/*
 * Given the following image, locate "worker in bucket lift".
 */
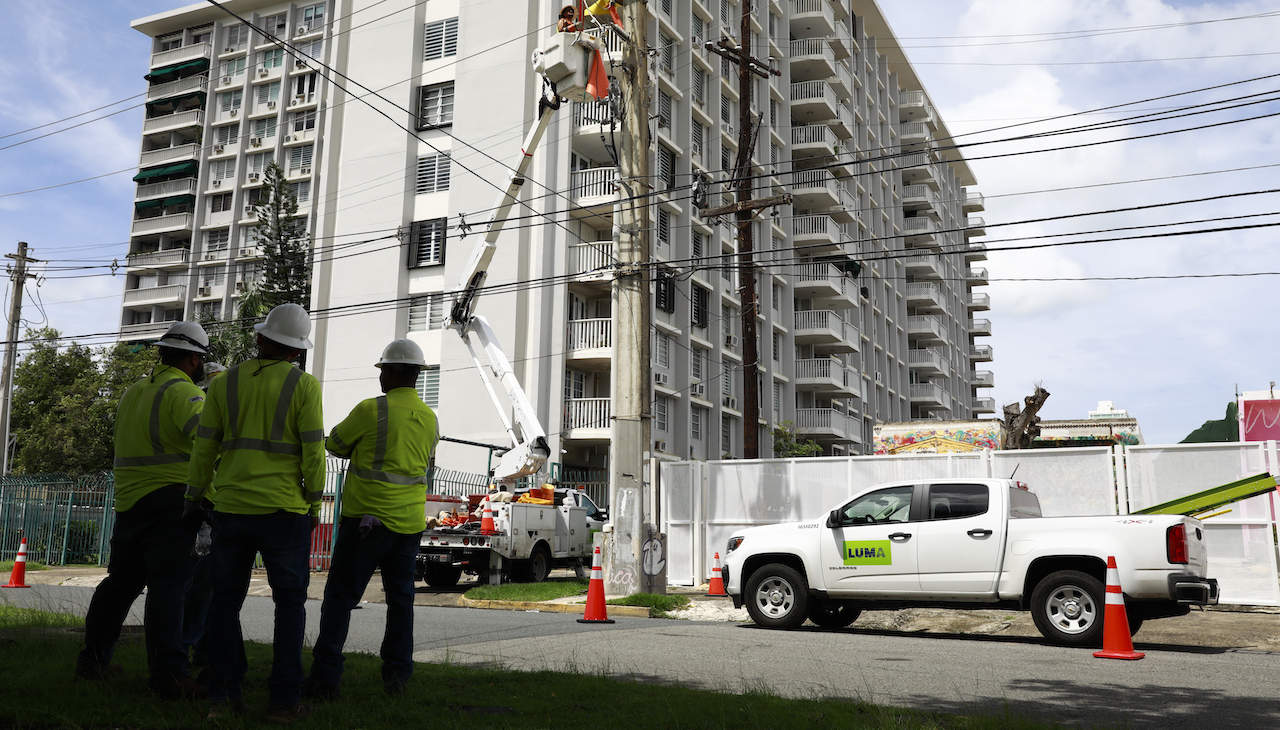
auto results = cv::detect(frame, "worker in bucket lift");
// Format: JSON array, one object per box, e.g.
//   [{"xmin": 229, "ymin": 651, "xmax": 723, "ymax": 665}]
[
  {"xmin": 557, "ymin": 5, "xmax": 579, "ymax": 32},
  {"xmin": 76, "ymin": 322, "xmax": 210, "ymax": 701},
  {"xmin": 184, "ymin": 302, "xmax": 325, "ymax": 724},
  {"xmin": 304, "ymin": 338, "xmax": 439, "ymax": 700}
]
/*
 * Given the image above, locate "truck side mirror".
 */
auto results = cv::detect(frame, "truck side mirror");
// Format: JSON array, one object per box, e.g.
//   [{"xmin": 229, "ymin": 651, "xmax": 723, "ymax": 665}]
[{"xmin": 826, "ymin": 510, "xmax": 840, "ymax": 529}]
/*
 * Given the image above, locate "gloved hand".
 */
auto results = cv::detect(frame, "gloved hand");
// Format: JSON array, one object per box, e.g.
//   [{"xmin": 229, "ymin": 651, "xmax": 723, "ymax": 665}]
[{"xmin": 181, "ymin": 497, "xmax": 209, "ymax": 533}]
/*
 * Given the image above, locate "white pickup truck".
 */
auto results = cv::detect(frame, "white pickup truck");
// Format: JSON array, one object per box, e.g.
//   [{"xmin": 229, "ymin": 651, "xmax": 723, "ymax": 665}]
[{"xmin": 721, "ymin": 478, "xmax": 1218, "ymax": 646}]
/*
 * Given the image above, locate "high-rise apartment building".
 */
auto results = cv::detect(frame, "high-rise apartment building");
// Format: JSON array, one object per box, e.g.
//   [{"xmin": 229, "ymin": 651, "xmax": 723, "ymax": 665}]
[{"xmin": 124, "ymin": 0, "xmax": 992, "ymax": 475}]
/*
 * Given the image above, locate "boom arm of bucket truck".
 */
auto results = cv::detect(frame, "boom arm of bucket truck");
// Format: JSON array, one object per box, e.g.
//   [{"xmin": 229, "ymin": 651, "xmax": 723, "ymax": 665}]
[{"xmin": 445, "ymin": 50, "xmax": 565, "ymax": 486}]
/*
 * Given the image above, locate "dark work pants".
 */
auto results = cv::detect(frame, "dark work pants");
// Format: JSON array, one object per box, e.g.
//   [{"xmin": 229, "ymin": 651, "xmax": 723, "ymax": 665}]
[
  {"xmin": 78, "ymin": 487, "xmax": 198, "ymax": 683},
  {"xmin": 183, "ymin": 554, "xmax": 213, "ymax": 667},
  {"xmin": 308, "ymin": 518, "xmax": 419, "ymax": 688}
]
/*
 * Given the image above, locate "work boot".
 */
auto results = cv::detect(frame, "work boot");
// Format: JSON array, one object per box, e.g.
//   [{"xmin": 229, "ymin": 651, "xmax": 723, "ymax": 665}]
[
  {"xmin": 206, "ymin": 699, "xmax": 250, "ymax": 720},
  {"xmin": 74, "ymin": 662, "xmax": 124, "ymax": 681},
  {"xmin": 263, "ymin": 703, "xmax": 313, "ymax": 725},
  {"xmin": 301, "ymin": 677, "xmax": 341, "ymax": 701},
  {"xmin": 149, "ymin": 675, "xmax": 209, "ymax": 700}
]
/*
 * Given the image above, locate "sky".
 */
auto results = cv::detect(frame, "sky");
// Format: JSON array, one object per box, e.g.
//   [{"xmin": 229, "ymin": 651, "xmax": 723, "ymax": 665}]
[{"xmin": 0, "ymin": 0, "xmax": 1277, "ymax": 446}]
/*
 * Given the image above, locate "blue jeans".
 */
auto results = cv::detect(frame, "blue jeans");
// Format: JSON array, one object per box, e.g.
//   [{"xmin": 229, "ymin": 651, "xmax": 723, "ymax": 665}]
[
  {"xmin": 309, "ymin": 518, "xmax": 419, "ymax": 688},
  {"xmin": 206, "ymin": 511, "xmax": 312, "ymax": 706},
  {"xmin": 78, "ymin": 487, "xmax": 199, "ymax": 683}
]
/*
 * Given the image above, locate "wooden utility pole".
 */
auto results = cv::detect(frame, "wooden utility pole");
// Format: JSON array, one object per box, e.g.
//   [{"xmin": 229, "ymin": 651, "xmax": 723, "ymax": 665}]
[
  {"xmin": 702, "ymin": 2, "xmax": 779, "ymax": 458},
  {"xmin": 606, "ymin": 0, "xmax": 651, "ymax": 595},
  {"xmin": 0, "ymin": 242, "xmax": 39, "ymax": 475}
]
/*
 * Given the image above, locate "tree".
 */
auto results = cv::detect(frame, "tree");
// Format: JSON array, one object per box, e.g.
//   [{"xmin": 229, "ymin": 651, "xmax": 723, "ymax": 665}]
[
  {"xmin": 254, "ymin": 161, "xmax": 311, "ymax": 310},
  {"xmin": 1001, "ymin": 385, "xmax": 1050, "ymax": 450},
  {"xmin": 1181, "ymin": 402, "xmax": 1239, "ymax": 443},
  {"xmin": 771, "ymin": 421, "xmax": 823, "ymax": 458},
  {"xmin": 198, "ymin": 283, "xmax": 267, "ymax": 367}
]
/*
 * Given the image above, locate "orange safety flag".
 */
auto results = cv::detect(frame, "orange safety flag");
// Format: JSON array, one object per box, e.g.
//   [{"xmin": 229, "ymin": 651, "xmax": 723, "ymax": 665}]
[{"xmin": 585, "ymin": 48, "xmax": 609, "ymax": 100}]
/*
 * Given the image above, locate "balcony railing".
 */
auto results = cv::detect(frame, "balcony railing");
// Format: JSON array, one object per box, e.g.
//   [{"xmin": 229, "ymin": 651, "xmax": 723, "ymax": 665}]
[
  {"xmin": 136, "ymin": 177, "xmax": 198, "ymax": 201},
  {"xmin": 788, "ymin": 38, "xmax": 834, "ymax": 62},
  {"xmin": 142, "ymin": 109, "xmax": 205, "ymax": 134},
  {"xmin": 120, "ymin": 321, "xmax": 171, "ymax": 338},
  {"xmin": 564, "ymin": 397, "xmax": 612, "ymax": 430},
  {"xmin": 908, "ymin": 349, "xmax": 949, "ymax": 375},
  {"xmin": 139, "ymin": 143, "xmax": 199, "ymax": 168},
  {"xmin": 969, "ymin": 318, "xmax": 992, "ymax": 336},
  {"xmin": 970, "ymin": 345, "xmax": 993, "ymax": 360},
  {"xmin": 571, "ymin": 167, "xmax": 618, "ymax": 201},
  {"xmin": 902, "ymin": 217, "xmax": 936, "ymax": 235},
  {"xmin": 791, "ymin": 124, "xmax": 835, "ymax": 147},
  {"xmin": 905, "ymin": 282, "xmax": 941, "ymax": 304},
  {"xmin": 123, "ymin": 284, "xmax": 186, "ymax": 304},
  {"xmin": 127, "ymin": 249, "xmax": 189, "ymax": 269},
  {"xmin": 796, "ymin": 357, "xmax": 841, "ymax": 381},
  {"xmin": 967, "ymin": 293, "xmax": 991, "ymax": 309},
  {"xmin": 567, "ymin": 318, "xmax": 612, "ymax": 351},
  {"xmin": 907, "ymin": 315, "xmax": 945, "ymax": 340},
  {"xmin": 795, "ymin": 262, "xmax": 844, "ymax": 287},
  {"xmin": 574, "ymin": 100, "xmax": 611, "ymax": 127},
  {"xmin": 972, "ymin": 370, "xmax": 995, "ymax": 387},
  {"xmin": 794, "ymin": 309, "xmax": 840, "ymax": 332},
  {"xmin": 792, "ymin": 214, "xmax": 837, "ymax": 238},
  {"xmin": 146, "ymin": 74, "xmax": 208, "ymax": 102},
  {"xmin": 131, "ymin": 213, "xmax": 194, "ymax": 235},
  {"xmin": 966, "ymin": 267, "xmax": 989, "ymax": 283},
  {"xmin": 973, "ymin": 397, "xmax": 996, "ymax": 412},
  {"xmin": 795, "ymin": 408, "xmax": 858, "ymax": 439},
  {"xmin": 789, "ymin": 80, "xmax": 838, "ymax": 110},
  {"xmin": 909, "ymin": 382, "xmax": 944, "ymax": 403},
  {"xmin": 964, "ymin": 191, "xmax": 985, "ymax": 211},
  {"xmin": 569, "ymin": 243, "xmax": 614, "ymax": 276},
  {"xmin": 150, "ymin": 42, "xmax": 212, "ymax": 69}
]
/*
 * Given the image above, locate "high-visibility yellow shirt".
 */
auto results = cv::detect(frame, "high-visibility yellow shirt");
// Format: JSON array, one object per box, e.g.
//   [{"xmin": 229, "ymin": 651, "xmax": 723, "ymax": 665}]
[
  {"xmin": 327, "ymin": 387, "xmax": 438, "ymax": 534},
  {"xmin": 186, "ymin": 359, "xmax": 325, "ymax": 516},
  {"xmin": 112, "ymin": 366, "xmax": 205, "ymax": 512}
]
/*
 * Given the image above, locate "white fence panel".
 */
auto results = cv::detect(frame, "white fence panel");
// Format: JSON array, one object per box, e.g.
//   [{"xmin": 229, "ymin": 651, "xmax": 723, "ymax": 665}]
[
  {"xmin": 659, "ymin": 461, "xmax": 698, "ymax": 587},
  {"xmin": 990, "ymin": 447, "xmax": 1117, "ymax": 516}
]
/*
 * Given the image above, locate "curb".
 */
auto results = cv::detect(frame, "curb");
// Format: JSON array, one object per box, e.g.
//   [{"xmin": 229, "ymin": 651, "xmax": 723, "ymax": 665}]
[{"xmin": 458, "ymin": 596, "xmax": 651, "ymax": 618}]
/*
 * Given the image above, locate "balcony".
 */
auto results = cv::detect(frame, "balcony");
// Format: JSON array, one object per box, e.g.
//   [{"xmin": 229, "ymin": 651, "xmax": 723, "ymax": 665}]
[
  {"xmin": 829, "ymin": 16, "xmax": 855, "ymax": 59},
  {"xmin": 790, "ymin": 169, "xmax": 840, "ymax": 209},
  {"xmin": 967, "ymin": 293, "xmax": 990, "ymax": 311},
  {"xmin": 564, "ymin": 397, "xmax": 612, "ymax": 438},
  {"xmin": 793, "ymin": 263, "xmax": 856, "ymax": 308},
  {"xmin": 789, "ymin": 0, "xmax": 836, "ymax": 39},
  {"xmin": 963, "ymin": 191, "xmax": 985, "ymax": 212},
  {"xmin": 123, "ymin": 284, "xmax": 186, "ymax": 306},
  {"xmin": 572, "ymin": 100, "xmax": 614, "ymax": 162},
  {"xmin": 146, "ymin": 74, "xmax": 208, "ymax": 103},
  {"xmin": 788, "ymin": 38, "xmax": 836, "ymax": 81},
  {"xmin": 899, "ymin": 121, "xmax": 933, "ymax": 149},
  {"xmin": 827, "ymin": 63, "xmax": 854, "ymax": 99},
  {"xmin": 900, "ymin": 152, "xmax": 940, "ymax": 189},
  {"xmin": 972, "ymin": 397, "xmax": 996, "ymax": 414},
  {"xmin": 795, "ymin": 358, "xmax": 858, "ymax": 396},
  {"xmin": 139, "ymin": 143, "xmax": 199, "ymax": 168},
  {"xmin": 905, "ymin": 282, "xmax": 944, "ymax": 310},
  {"xmin": 901, "ymin": 184, "xmax": 938, "ymax": 214},
  {"xmin": 905, "ymin": 255, "xmax": 942, "ymax": 280},
  {"xmin": 970, "ymin": 344, "xmax": 994, "ymax": 362},
  {"xmin": 569, "ymin": 167, "xmax": 618, "ymax": 228},
  {"xmin": 126, "ymin": 248, "xmax": 189, "ymax": 270},
  {"xmin": 150, "ymin": 42, "xmax": 212, "ymax": 70},
  {"xmin": 899, "ymin": 89, "xmax": 935, "ymax": 125},
  {"xmin": 971, "ymin": 370, "xmax": 995, "ymax": 388},
  {"xmin": 795, "ymin": 408, "xmax": 860, "ymax": 443},
  {"xmin": 966, "ymin": 267, "xmax": 989, "ymax": 285},
  {"xmin": 119, "ymin": 321, "xmax": 172, "ymax": 340},
  {"xmin": 908, "ymin": 349, "xmax": 950, "ymax": 376},
  {"xmin": 965, "ymin": 242, "xmax": 988, "ymax": 261},
  {"xmin": 907, "ymin": 315, "xmax": 947, "ymax": 343},
  {"xmin": 909, "ymin": 382, "xmax": 948, "ymax": 406},
  {"xmin": 791, "ymin": 214, "xmax": 844, "ymax": 255},
  {"xmin": 136, "ymin": 177, "xmax": 197, "ymax": 202},
  {"xmin": 568, "ymin": 242, "xmax": 614, "ymax": 281},
  {"xmin": 793, "ymin": 310, "xmax": 858, "ymax": 353},
  {"xmin": 566, "ymin": 318, "xmax": 612, "ymax": 368},
  {"xmin": 965, "ymin": 217, "xmax": 986, "ymax": 238},
  {"xmin": 790, "ymin": 80, "xmax": 839, "ymax": 122},
  {"xmin": 142, "ymin": 109, "xmax": 205, "ymax": 135},
  {"xmin": 131, "ymin": 212, "xmax": 194, "ymax": 236},
  {"xmin": 790, "ymin": 124, "xmax": 838, "ymax": 160},
  {"xmin": 902, "ymin": 217, "xmax": 939, "ymax": 249},
  {"xmin": 969, "ymin": 318, "xmax": 992, "ymax": 337}
]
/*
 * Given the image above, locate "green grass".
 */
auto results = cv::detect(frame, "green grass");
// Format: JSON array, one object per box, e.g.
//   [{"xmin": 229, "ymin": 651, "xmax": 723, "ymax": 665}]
[
  {"xmin": 607, "ymin": 592, "xmax": 692, "ymax": 618},
  {"xmin": 464, "ymin": 578, "xmax": 589, "ymax": 602},
  {"xmin": 0, "ymin": 605, "xmax": 83, "ymax": 629},
  {"xmin": 0, "ymin": 560, "xmax": 48, "ymax": 573},
  {"xmin": 0, "ymin": 609, "xmax": 1068, "ymax": 729}
]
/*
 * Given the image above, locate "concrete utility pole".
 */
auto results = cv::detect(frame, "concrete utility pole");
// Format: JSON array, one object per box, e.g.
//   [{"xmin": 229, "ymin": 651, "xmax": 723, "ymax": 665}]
[
  {"xmin": 605, "ymin": 0, "xmax": 652, "ymax": 596},
  {"xmin": 0, "ymin": 242, "xmax": 39, "ymax": 475},
  {"xmin": 702, "ymin": 2, "xmax": 781, "ymax": 459}
]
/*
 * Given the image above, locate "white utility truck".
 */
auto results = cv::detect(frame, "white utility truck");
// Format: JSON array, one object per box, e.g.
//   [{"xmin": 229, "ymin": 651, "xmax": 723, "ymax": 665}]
[{"xmin": 721, "ymin": 478, "xmax": 1218, "ymax": 646}]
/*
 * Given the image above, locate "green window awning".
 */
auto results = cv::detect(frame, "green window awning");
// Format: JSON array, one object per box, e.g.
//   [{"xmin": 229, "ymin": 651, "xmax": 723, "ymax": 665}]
[
  {"xmin": 161, "ymin": 194, "xmax": 195, "ymax": 207},
  {"xmin": 132, "ymin": 160, "xmax": 199, "ymax": 182},
  {"xmin": 145, "ymin": 90, "xmax": 206, "ymax": 110},
  {"xmin": 144, "ymin": 58, "xmax": 210, "ymax": 83},
  {"xmin": 135, "ymin": 199, "xmax": 164, "ymax": 211}
]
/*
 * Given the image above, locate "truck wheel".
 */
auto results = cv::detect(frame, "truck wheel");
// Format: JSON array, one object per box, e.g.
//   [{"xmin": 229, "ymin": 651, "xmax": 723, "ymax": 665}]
[
  {"xmin": 807, "ymin": 600, "xmax": 861, "ymax": 630},
  {"xmin": 424, "ymin": 563, "xmax": 462, "ymax": 588},
  {"xmin": 1128, "ymin": 616, "xmax": 1143, "ymax": 636},
  {"xmin": 744, "ymin": 563, "xmax": 809, "ymax": 629},
  {"xmin": 1031, "ymin": 570, "xmax": 1105, "ymax": 647},
  {"xmin": 514, "ymin": 544, "xmax": 552, "ymax": 583}
]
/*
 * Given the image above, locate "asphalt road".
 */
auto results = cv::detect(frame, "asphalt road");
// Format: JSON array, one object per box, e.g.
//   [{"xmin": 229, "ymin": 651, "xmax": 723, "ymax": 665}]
[{"xmin": 7, "ymin": 585, "xmax": 1279, "ymax": 728}]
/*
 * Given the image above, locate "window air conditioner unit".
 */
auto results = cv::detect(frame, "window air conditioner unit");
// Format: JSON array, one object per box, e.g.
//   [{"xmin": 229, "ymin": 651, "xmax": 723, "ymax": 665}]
[
  {"xmin": 297, "ymin": 25, "xmax": 309, "ymax": 35},
  {"xmin": 221, "ymin": 76, "xmax": 232, "ymax": 85},
  {"xmin": 211, "ymin": 179, "xmax": 222, "ymax": 187},
  {"xmin": 724, "ymin": 334, "xmax": 739, "ymax": 348},
  {"xmin": 258, "ymin": 68, "xmax": 270, "ymax": 77},
  {"xmin": 250, "ymin": 137, "xmax": 263, "ymax": 147},
  {"xmin": 248, "ymin": 172, "xmax": 260, "ymax": 181},
  {"xmin": 875, "ymin": 371, "xmax": 883, "ymax": 385},
  {"xmin": 299, "ymin": 166, "xmax": 310, "ymax": 175},
  {"xmin": 204, "ymin": 251, "xmax": 219, "ymax": 260},
  {"xmin": 267, "ymin": 100, "xmax": 277, "ymax": 110},
  {"xmin": 692, "ymin": 383, "xmax": 707, "ymax": 398},
  {"xmin": 725, "ymin": 123, "xmax": 735, "ymax": 136},
  {"xmin": 723, "ymin": 395, "xmax": 738, "ymax": 410},
  {"xmin": 230, "ymin": 109, "xmax": 239, "ymax": 116},
  {"xmin": 213, "ymin": 144, "xmax": 224, "ymax": 154},
  {"xmin": 654, "ymin": 372, "xmax": 669, "ymax": 386},
  {"xmin": 198, "ymin": 286, "xmax": 212, "ymax": 297},
  {"xmin": 235, "ymin": 281, "xmax": 247, "ymax": 293},
  {"xmin": 291, "ymin": 96, "xmax": 304, "ymax": 106},
  {"xmin": 654, "ymin": 440, "xmax": 667, "ymax": 453},
  {"xmin": 295, "ymin": 59, "xmax": 307, "ymax": 69},
  {"xmin": 243, "ymin": 205, "xmax": 255, "ymax": 215},
  {"xmin": 224, "ymin": 46, "xmax": 235, "ymax": 53}
]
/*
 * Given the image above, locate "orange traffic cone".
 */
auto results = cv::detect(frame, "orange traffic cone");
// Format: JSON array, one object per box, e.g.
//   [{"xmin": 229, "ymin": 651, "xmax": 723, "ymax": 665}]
[
  {"xmin": 706, "ymin": 552, "xmax": 727, "ymax": 596},
  {"xmin": 4, "ymin": 537, "xmax": 31, "ymax": 589},
  {"xmin": 479, "ymin": 501, "xmax": 497, "ymax": 535},
  {"xmin": 576, "ymin": 545, "xmax": 614, "ymax": 624},
  {"xmin": 1093, "ymin": 555, "xmax": 1144, "ymax": 660}
]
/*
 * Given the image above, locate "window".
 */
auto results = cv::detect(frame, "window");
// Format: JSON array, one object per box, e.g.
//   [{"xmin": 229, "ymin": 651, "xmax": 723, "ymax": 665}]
[
  {"xmin": 655, "ymin": 396, "xmax": 669, "ymax": 433},
  {"xmin": 658, "ymin": 145, "xmax": 675, "ymax": 192},
  {"xmin": 693, "ymin": 69, "xmax": 706, "ymax": 105},
  {"xmin": 408, "ymin": 218, "xmax": 446, "ymax": 267},
  {"xmin": 408, "ymin": 294, "xmax": 444, "ymax": 331},
  {"xmin": 415, "ymin": 152, "xmax": 451, "ymax": 194},
  {"xmin": 690, "ymin": 347, "xmax": 704, "ymax": 381},
  {"xmin": 691, "ymin": 407, "xmax": 702, "ymax": 440},
  {"xmin": 211, "ymin": 158, "xmax": 236, "ymax": 180},
  {"xmin": 720, "ymin": 95, "xmax": 731, "ymax": 125},
  {"xmin": 206, "ymin": 228, "xmax": 230, "ymax": 252},
  {"xmin": 209, "ymin": 193, "xmax": 233, "ymax": 213},
  {"xmin": 240, "ymin": 261, "xmax": 261, "ymax": 284},
  {"xmin": 416, "ymin": 366, "xmax": 440, "ymax": 408},
  {"xmin": 416, "ymin": 82, "xmax": 454, "ymax": 129},
  {"xmin": 214, "ymin": 123, "xmax": 239, "ymax": 146},
  {"xmin": 655, "ymin": 332, "xmax": 670, "ymax": 368},
  {"xmin": 196, "ymin": 301, "xmax": 222, "ymax": 320},
  {"xmin": 772, "ymin": 283, "xmax": 780, "ymax": 310},
  {"xmin": 769, "ymin": 99, "xmax": 778, "ymax": 128},
  {"xmin": 770, "ymin": 143, "xmax": 778, "ymax": 165},
  {"xmin": 564, "ymin": 369, "xmax": 585, "ymax": 399},
  {"xmin": 261, "ymin": 13, "xmax": 289, "ymax": 37},
  {"xmin": 423, "ymin": 18, "xmax": 459, "ymax": 61},
  {"xmin": 691, "ymin": 122, "xmax": 704, "ymax": 159},
  {"xmin": 721, "ymin": 362, "xmax": 732, "ymax": 396},
  {"xmin": 219, "ymin": 90, "xmax": 243, "ymax": 112},
  {"xmin": 288, "ymin": 180, "xmax": 311, "ymax": 202},
  {"xmin": 226, "ymin": 24, "xmax": 248, "ymax": 47},
  {"xmin": 201, "ymin": 265, "xmax": 227, "ymax": 287},
  {"xmin": 659, "ymin": 34, "xmax": 675, "ymax": 75},
  {"xmin": 301, "ymin": 3, "xmax": 326, "ymax": 29},
  {"xmin": 840, "ymin": 486, "xmax": 914, "ymax": 525},
  {"xmin": 288, "ymin": 144, "xmax": 313, "ymax": 171},
  {"xmin": 293, "ymin": 73, "xmax": 318, "ymax": 100},
  {"xmin": 657, "ymin": 209, "xmax": 670, "ymax": 247},
  {"xmin": 298, "ymin": 39, "xmax": 323, "ymax": 59},
  {"xmin": 721, "ymin": 415, "xmax": 731, "ymax": 454},
  {"xmin": 655, "ymin": 272, "xmax": 675, "ymax": 313},
  {"xmin": 289, "ymin": 109, "xmax": 316, "ymax": 132},
  {"xmin": 220, "ymin": 57, "xmax": 246, "ymax": 77},
  {"xmin": 658, "ymin": 90, "xmax": 672, "ymax": 129},
  {"xmin": 252, "ymin": 116, "xmax": 277, "ymax": 139},
  {"xmin": 927, "ymin": 484, "xmax": 990, "ymax": 520},
  {"xmin": 768, "ymin": 10, "xmax": 776, "ymax": 38},
  {"xmin": 773, "ymin": 381, "xmax": 781, "ymax": 420},
  {"xmin": 721, "ymin": 304, "xmax": 732, "ymax": 336},
  {"xmin": 260, "ymin": 48, "xmax": 284, "ymax": 70},
  {"xmin": 772, "ymin": 331, "xmax": 780, "ymax": 362},
  {"xmin": 691, "ymin": 232, "xmax": 704, "ymax": 260},
  {"xmin": 256, "ymin": 81, "xmax": 281, "ymax": 105},
  {"xmin": 691, "ymin": 285, "xmax": 708, "ymax": 328},
  {"xmin": 246, "ymin": 151, "xmax": 273, "ymax": 175},
  {"xmin": 692, "ymin": 14, "xmax": 704, "ymax": 41}
]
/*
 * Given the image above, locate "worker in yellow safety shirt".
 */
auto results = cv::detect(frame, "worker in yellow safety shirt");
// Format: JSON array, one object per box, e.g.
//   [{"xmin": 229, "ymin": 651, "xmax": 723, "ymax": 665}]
[
  {"xmin": 183, "ymin": 303, "xmax": 325, "ymax": 724},
  {"xmin": 304, "ymin": 339, "xmax": 438, "ymax": 700},
  {"xmin": 77, "ymin": 322, "xmax": 210, "ymax": 701}
]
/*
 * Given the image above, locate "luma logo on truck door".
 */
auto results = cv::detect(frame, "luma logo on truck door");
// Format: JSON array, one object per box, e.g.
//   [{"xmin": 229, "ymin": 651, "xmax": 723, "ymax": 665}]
[{"xmin": 843, "ymin": 540, "xmax": 892, "ymax": 565}]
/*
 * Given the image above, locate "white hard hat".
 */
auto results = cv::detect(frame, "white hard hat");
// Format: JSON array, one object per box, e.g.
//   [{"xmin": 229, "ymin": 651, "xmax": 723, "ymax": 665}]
[
  {"xmin": 157, "ymin": 321, "xmax": 210, "ymax": 354},
  {"xmin": 376, "ymin": 338, "xmax": 427, "ymax": 368},
  {"xmin": 197, "ymin": 362, "xmax": 227, "ymax": 389},
  {"xmin": 254, "ymin": 302, "xmax": 314, "ymax": 350}
]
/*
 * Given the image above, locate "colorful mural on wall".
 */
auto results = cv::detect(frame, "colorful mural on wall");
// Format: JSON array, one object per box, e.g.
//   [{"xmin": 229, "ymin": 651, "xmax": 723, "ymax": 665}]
[{"xmin": 874, "ymin": 422, "xmax": 1002, "ymax": 455}]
